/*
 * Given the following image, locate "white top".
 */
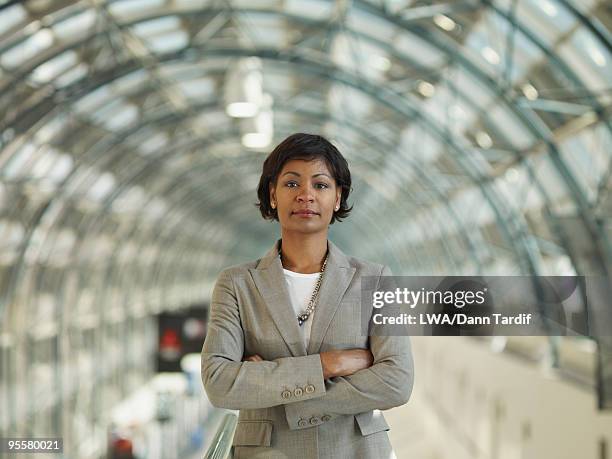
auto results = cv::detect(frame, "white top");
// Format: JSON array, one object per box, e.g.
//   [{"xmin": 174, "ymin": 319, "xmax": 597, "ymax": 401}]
[{"xmin": 283, "ymin": 268, "xmax": 320, "ymax": 349}]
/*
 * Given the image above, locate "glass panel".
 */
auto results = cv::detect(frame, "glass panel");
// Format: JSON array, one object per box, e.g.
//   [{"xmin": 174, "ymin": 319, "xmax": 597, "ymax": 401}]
[
  {"xmin": 131, "ymin": 16, "xmax": 181, "ymax": 37},
  {"xmin": 174, "ymin": 77, "xmax": 215, "ymax": 99},
  {"xmin": 486, "ymin": 103, "xmax": 535, "ymax": 150},
  {"xmin": 87, "ymin": 172, "xmax": 117, "ymax": 202},
  {"xmin": 284, "ymin": 0, "xmax": 334, "ymax": 20},
  {"xmin": 529, "ymin": 154, "xmax": 576, "ymax": 214},
  {"xmin": 74, "ymin": 84, "xmax": 114, "ymax": 115},
  {"xmin": 55, "ymin": 62, "xmax": 88, "ymax": 87},
  {"xmin": 138, "ymin": 131, "xmax": 169, "ymax": 156},
  {"xmin": 452, "ymin": 66, "xmax": 497, "ymax": 111},
  {"xmin": 508, "ymin": 0, "xmax": 576, "ymax": 47},
  {"xmin": 175, "ymin": 0, "xmax": 213, "ymax": 7},
  {"xmin": 52, "ymin": 8, "xmax": 96, "ymax": 41},
  {"xmin": 393, "ymin": 30, "xmax": 445, "ymax": 69},
  {"xmin": 0, "ymin": 3, "xmax": 27, "ymax": 37},
  {"xmin": 0, "ymin": 28, "xmax": 54, "ymax": 69},
  {"xmin": 30, "ymin": 50, "xmax": 78, "ymax": 84},
  {"xmin": 144, "ymin": 30, "xmax": 189, "ymax": 54},
  {"xmin": 34, "ymin": 115, "xmax": 69, "ymax": 143},
  {"xmin": 31, "ymin": 147, "xmax": 72, "ymax": 181},
  {"xmin": 108, "ymin": 0, "xmax": 165, "ymax": 18},
  {"xmin": 3, "ymin": 142, "xmax": 38, "ymax": 179},
  {"xmin": 111, "ymin": 68, "xmax": 149, "ymax": 94},
  {"xmin": 557, "ymin": 27, "xmax": 612, "ymax": 91},
  {"xmin": 488, "ymin": 11, "xmax": 543, "ymax": 83},
  {"xmin": 92, "ymin": 100, "xmax": 139, "ymax": 131},
  {"xmin": 112, "ymin": 186, "xmax": 147, "ymax": 213},
  {"xmin": 347, "ymin": 7, "xmax": 397, "ymax": 42},
  {"xmin": 558, "ymin": 123, "xmax": 611, "ymax": 204}
]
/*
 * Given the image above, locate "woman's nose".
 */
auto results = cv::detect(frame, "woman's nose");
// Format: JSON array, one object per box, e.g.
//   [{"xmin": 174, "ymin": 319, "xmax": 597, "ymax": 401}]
[{"xmin": 297, "ymin": 187, "xmax": 315, "ymax": 202}]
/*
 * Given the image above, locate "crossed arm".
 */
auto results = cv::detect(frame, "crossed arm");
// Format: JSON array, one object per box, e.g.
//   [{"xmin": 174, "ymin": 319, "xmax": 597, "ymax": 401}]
[{"xmin": 200, "ymin": 266, "xmax": 414, "ymax": 428}]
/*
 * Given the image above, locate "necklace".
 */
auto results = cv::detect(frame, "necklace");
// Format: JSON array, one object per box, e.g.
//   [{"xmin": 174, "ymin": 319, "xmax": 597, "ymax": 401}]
[{"xmin": 280, "ymin": 248, "xmax": 329, "ymax": 326}]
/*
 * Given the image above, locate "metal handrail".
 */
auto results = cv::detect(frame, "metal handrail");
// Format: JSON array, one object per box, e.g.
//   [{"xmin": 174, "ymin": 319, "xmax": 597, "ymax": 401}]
[{"xmin": 203, "ymin": 412, "xmax": 238, "ymax": 459}]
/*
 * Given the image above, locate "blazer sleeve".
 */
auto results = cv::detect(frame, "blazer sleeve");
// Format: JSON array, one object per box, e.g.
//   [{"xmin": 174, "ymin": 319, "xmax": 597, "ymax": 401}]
[
  {"xmin": 284, "ymin": 265, "xmax": 414, "ymax": 430},
  {"xmin": 201, "ymin": 268, "xmax": 327, "ymax": 410}
]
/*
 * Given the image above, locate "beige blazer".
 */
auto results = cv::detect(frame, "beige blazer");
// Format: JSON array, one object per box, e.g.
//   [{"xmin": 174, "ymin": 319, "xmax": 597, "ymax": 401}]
[{"xmin": 201, "ymin": 238, "xmax": 414, "ymax": 459}]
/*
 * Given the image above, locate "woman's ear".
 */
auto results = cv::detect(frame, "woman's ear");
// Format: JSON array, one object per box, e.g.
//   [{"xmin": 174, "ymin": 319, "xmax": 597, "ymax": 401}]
[{"xmin": 269, "ymin": 184, "xmax": 276, "ymax": 209}]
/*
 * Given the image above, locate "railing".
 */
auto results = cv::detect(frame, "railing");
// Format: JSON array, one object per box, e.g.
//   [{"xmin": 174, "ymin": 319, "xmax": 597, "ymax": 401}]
[{"xmin": 203, "ymin": 412, "xmax": 238, "ymax": 459}]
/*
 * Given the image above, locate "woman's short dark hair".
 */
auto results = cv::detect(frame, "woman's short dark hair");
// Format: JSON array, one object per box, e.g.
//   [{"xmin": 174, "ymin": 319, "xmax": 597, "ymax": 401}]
[{"xmin": 256, "ymin": 133, "xmax": 353, "ymax": 224}]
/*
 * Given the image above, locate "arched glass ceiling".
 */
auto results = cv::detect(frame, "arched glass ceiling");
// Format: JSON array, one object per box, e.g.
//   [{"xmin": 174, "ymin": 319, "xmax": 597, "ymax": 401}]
[
  {"xmin": 0, "ymin": 1, "xmax": 609, "ymax": 296},
  {"xmin": 0, "ymin": 0, "xmax": 610, "ymax": 287},
  {"xmin": 0, "ymin": 0, "xmax": 611, "ymax": 442}
]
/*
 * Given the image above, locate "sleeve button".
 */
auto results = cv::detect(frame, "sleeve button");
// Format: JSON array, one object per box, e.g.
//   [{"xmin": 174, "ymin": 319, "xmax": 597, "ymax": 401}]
[
  {"xmin": 322, "ymin": 415, "xmax": 331, "ymax": 422},
  {"xmin": 298, "ymin": 419, "xmax": 308, "ymax": 428},
  {"xmin": 294, "ymin": 387, "xmax": 303, "ymax": 397},
  {"xmin": 305, "ymin": 384, "xmax": 315, "ymax": 394},
  {"xmin": 281, "ymin": 390, "xmax": 292, "ymax": 399},
  {"xmin": 309, "ymin": 417, "xmax": 320, "ymax": 425}
]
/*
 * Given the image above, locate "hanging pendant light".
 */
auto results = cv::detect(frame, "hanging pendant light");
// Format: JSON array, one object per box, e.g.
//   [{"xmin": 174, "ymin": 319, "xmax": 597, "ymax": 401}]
[
  {"xmin": 224, "ymin": 57, "xmax": 263, "ymax": 118},
  {"xmin": 241, "ymin": 93, "xmax": 274, "ymax": 149}
]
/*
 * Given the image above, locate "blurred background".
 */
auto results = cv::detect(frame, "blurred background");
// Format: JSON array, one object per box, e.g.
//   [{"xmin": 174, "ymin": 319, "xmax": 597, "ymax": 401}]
[{"xmin": 0, "ymin": 0, "xmax": 611, "ymax": 458}]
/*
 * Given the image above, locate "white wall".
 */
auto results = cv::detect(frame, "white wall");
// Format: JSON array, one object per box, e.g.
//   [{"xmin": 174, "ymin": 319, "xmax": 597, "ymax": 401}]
[{"xmin": 386, "ymin": 336, "xmax": 612, "ymax": 459}]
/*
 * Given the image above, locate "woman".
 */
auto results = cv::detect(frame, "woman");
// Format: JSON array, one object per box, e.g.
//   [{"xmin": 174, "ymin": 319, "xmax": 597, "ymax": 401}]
[{"xmin": 201, "ymin": 133, "xmax": 414, "ymax": 459}]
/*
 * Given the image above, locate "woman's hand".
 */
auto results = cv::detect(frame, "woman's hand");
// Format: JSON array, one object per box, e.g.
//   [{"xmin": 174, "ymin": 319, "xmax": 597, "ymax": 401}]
[
  {"xmin": 243, "ymin": 354, "xmax": 264, "ymax": 362},
  {"xmin": 319, "ymin": 349, "xmax": 374, "ymax": 379}
]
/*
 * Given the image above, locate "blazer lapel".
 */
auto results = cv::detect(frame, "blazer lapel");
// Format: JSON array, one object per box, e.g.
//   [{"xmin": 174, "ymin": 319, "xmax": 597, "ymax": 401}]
[
  {"xmin": 249, "ymin": 240, "xmax": 308, "ymax": 357},
  {"xmin": 249, "ymin": 238, "xmax": 356, "ymax": 358},
  {"xmin": 307, "ymin": 240, "xmax": 356, "ymax": 354}
]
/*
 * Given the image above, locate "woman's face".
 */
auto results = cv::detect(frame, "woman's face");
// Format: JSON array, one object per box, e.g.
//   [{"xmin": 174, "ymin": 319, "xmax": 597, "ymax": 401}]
[{"xmin": 270, "ymin": 158, "xmax": 342, "ymax": 235}]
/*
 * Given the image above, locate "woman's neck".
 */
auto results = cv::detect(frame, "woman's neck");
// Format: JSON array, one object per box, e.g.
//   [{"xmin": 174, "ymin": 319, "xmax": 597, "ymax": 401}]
[{"xmin": 279, "ymin": 233, "xmax": 328, "ymax": 274}]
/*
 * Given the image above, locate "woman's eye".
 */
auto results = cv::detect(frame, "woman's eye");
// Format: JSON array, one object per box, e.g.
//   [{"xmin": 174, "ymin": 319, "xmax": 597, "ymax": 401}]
[{"xmin": 284, "ymin": 181, "xmax": 328, "ymax": 189}]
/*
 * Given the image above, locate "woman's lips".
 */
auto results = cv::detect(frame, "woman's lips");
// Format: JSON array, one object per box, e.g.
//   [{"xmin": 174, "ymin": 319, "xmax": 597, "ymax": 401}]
[{"xmin": 292, "ymin": 211, "xmax": 319, "ymax": 217}]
